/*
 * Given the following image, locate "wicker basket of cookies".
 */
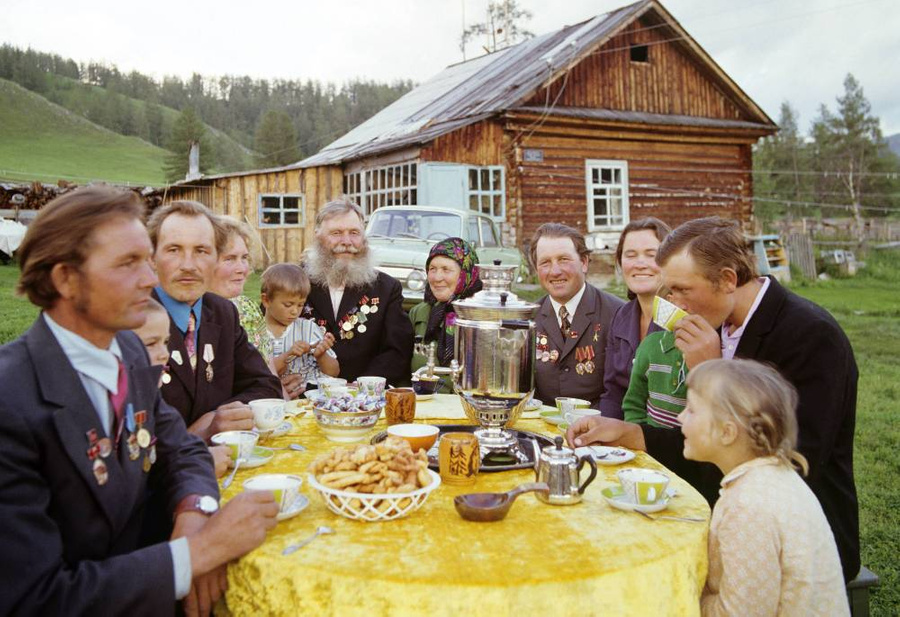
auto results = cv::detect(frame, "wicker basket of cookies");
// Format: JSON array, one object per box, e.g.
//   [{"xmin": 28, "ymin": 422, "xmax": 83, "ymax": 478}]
[{"xmin": 307, "ymin": 437, "xmax": 441, "ymax": 522}]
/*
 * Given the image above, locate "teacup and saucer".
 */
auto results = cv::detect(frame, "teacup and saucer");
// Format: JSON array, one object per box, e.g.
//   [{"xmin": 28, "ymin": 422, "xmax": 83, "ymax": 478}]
[{"xmin": 602, "ymin": 468, "xmax": 672, "ymax": 513}]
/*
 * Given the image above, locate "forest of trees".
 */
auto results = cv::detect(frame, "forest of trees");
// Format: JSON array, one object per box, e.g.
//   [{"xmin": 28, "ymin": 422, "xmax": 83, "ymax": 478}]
[
  {"xmin": 753, "ymin": 74, "xmax": 900, "ymax": 225},
  {"xmin": 0, "ymin": 44, "xmax": 414, "ymax": 180}
]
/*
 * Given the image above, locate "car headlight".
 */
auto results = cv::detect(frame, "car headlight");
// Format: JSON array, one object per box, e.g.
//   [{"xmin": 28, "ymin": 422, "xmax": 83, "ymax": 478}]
[{"xmin": 406, "ymin": 270, "xmax": 426, "ymax": 292}]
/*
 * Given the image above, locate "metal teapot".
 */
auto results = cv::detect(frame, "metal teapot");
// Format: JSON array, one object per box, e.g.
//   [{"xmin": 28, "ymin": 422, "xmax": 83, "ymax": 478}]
[{"xmin": 534, "ymin": 436, "xmax": 598, "ymax": 505}]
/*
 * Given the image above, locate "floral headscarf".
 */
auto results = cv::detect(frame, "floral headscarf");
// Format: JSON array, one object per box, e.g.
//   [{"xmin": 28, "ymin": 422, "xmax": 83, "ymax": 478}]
[{"xmin": 423, "ymin": 238, "xmax": 482, "ymax": 366}]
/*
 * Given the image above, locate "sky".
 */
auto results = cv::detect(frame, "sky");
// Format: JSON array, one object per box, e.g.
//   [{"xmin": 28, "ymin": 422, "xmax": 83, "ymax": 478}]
[{"xmin": 1, "ymin": 0, "xmax": 898, "ymax": 135}]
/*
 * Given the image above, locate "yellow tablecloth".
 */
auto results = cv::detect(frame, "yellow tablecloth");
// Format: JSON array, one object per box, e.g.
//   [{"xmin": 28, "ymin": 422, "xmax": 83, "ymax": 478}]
[{"xmin": 218, "ymin": 402, "xmax": 710, "ymax": 616}]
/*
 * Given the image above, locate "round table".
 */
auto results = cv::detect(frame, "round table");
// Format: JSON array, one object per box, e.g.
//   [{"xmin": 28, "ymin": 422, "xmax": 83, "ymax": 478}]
[{"xmin": 219, "ymin": 398, "xmax": 709, "ymax": 616}]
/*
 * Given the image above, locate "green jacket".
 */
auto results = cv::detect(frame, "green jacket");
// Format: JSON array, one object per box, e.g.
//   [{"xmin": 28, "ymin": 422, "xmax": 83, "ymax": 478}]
[
  {"xmin": 408, "ymin": 302, "xmax": 454, "ymax": 393},
  {"xmin": 622, "ymin": 331, "xmax": 687, "ymax": 429}
]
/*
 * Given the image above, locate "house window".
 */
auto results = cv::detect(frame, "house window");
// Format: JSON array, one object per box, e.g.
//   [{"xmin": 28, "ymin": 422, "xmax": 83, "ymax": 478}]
[
  {"xmin": 630, "ymin": 44, "xmax": 649, "ymax": 63},
  {"xmin": 343, "ymin": 162, "xmax": 418, "ymax": 216},
  {"xmin": 467, "ymin": 166, "xmax": 505, "ymax": 220},
  {"xmin": 585, "ymin": 160, "xmax": 629, "ymax": 231},
  {"xmin": 258, "ymin": 194, "xmax": 305, "ymax": 227}
]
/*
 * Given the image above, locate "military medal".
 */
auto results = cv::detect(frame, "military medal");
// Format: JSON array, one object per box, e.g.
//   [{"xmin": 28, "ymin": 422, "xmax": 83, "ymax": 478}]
[
  {"xmin": 143, "ymin": 455, "xmax": 151, "ymax": 473},
  {"xmin": 137, "ymin": 428, "xmax": 150, "ymax": 449},
  {"xmin": 358, "ymin": 324, "xmax": 367, "ymax": 333},
  {"xmin": 593, "ymin": 324, "xmax": 602, "ymax": 343},
  {"xmin": 345, "ymin": 330, "xmax": 354, "ymax": 339},
  {"xmin": 361, "ymin": 304, "xmax": 370, "ymax": 314},
  {"xmin": 342, "ymin": 321, "xmax": 352, "ymax": 331},
  {"xmin": 370, "ymin": 298, "xmax": 379, "ymax": 313},
  {"xmin": 149, "ymin": 439, "xmax": 157, "ymax": 464},
  {"xmin": 171, "ymin": 350, "xmax": 183, "ymax": 366},
  {"xmin": 127, "ymin": 433, "xmax": 140, "ymax": 460},
  {"xmin": 550, "ymin": 350, "xmax": 559, "ymax": 362},
  {"xmin": 540, "ymin": 336, "xmax": 548, "ymax": 346},
  {"xmin": 203, "ymin": 345, "xmax": 215, "ymax": 383},
  {"xmin": 161, "ymin": 372, "xmax": 171, "ymax": 385},
  {"xmin": 93, "ymin": 458, "xmax": 109, "ymax": 485},
  {"xmin": 97, "ymin": 437, "xmax": 112, "ymax": 459},
  {"xmin": 575, "ymin": 347, "xmax": 586, "ymax": 375}
]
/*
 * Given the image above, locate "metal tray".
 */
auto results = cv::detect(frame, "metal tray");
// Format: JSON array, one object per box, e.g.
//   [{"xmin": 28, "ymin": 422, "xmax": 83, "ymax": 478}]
[{"xmin": 370, "ymin": 424, "xmax": 554, "ymax": 473}]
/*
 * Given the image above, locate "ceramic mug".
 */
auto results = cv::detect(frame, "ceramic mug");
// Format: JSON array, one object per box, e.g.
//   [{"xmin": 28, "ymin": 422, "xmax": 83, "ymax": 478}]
[
  {"xmin": 357, "ymin": 376, "xmax": 387, "ymax": 398},
  {"xmin": 439, "ymin": 432, "xmax": 480, "ymax": 486},
  {"xmin": 210, "ymin": 430, "xmax": 258, "ymax": 463},
  {"xmin": 385, "ymin": 388, "xmax": 416, "ymax": 425},
  {"xmin": 249, "ymin": 398, "xmax": 286, "ymax": 430},
  {"xmin": 617, "ymin": 468, "xmax": 670, "ymax": 505},
  {"xmin": 243, "ymin": 474, "xmax": 302, "ymax": 513}
]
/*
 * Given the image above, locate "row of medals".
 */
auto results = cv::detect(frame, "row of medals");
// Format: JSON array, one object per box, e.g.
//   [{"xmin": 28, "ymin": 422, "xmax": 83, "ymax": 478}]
[
  {"xmin": 537, "ymin": 335, "xmax": 596, "ymax": 375},
  {"xmin": 340, "ymin": 302, "xmax": 378, "ymax": 340},
  {"xmin": 86, "ymin": 405, "xmax": 155, "ymax": 485}
]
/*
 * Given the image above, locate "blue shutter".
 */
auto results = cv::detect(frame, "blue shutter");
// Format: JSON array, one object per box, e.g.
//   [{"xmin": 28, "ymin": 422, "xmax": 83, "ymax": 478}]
[{"xmin": 418, "ymin": 163, "xmax": 467, "ymax": 210}]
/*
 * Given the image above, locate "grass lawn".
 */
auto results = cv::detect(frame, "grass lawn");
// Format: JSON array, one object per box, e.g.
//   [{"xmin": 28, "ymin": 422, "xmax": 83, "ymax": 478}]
[{"xmin": 0, "ymin": 256, "xmax": 897, "ymax": 614}]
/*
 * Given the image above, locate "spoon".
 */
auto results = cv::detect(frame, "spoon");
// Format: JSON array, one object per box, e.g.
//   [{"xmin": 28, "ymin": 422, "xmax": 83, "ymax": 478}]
[
  {"xmin": 265, "ymin": 443, "xmax": 307, "ymax": 452},
  {"xmin": 454, "ymin": 482, "xmax": 549, "ymax": 522},
  {"xmin": 636, "ymin": 510, "xmax": 706, "ymax": 523},
  {"xmin": 222, "ymin": 457, "xmax": 241, "ymax": 489},
  {"xmin": 282, "ymin": 526, "xmax": 335, "ymax": 555}
]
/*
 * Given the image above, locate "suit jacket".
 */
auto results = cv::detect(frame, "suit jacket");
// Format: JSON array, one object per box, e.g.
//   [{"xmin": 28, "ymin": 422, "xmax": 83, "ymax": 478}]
[
  {"xmin": 599, "ymin": 298, "xmax": 663, "ymax": 420},
  {"xmin": 533, "ymin": 284, "xmax": 624, "ymax": 408},
  {"xmin": 155, "ymin": 291, "xmax": 282, "ymax": 428},
  {"xmin": 304, "ymin": 272, "xmax": 414, "ymax": 386},
  {"xmin": 0, "ymin": 316, "xmax": 218, "ymax": 616},
  {"xmin": 642, "ymin": 277, "xmax": 860, "ymax": 580}
]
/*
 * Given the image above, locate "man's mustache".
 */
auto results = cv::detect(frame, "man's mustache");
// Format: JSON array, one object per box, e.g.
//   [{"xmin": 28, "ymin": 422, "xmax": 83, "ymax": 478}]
[{"xmin": 332, "ymin": 244, "xmax": 361, "ymax": 254}]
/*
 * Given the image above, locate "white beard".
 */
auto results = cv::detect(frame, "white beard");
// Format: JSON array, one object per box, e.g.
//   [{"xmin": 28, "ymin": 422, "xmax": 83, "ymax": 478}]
[{"xmin": 307, "ymin": 240, "xmax": 378, "ymax": 290}]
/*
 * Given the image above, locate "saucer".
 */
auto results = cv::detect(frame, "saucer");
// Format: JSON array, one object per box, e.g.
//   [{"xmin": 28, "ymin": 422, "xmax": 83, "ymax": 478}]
[
  {"xmin": 525, "ymin": 398, "xmax": 543, "ymax": 411},
  {"xmin": 256, "ymin": 420, "xmax": 294, "ymax": 439},
  {"xmin": 276, "ymin": 494, "xmax": 310, "ymax": 521},
  {"xmin": 575, "ymin": 445, "xmax": 636, "ymax": 466},
  {"xmin": 415, "ymin": 393, "xmax": 435, "ymax": 401},
  {"xmin": 540, "ymin": 410, "xmax": 565, "ymax": 426},
  {"xmin": 601, "ymin": 485, "xmax": 669, "ymax": 513},
  {"xmin": 231, "ymin": 446, "xmax": 275, "ymax": 469}
]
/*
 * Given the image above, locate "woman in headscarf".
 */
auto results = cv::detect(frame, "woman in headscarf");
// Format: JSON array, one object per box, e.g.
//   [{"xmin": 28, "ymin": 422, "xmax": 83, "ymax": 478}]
[{"xmin": 409, "ymin": 238, "xmax": 482, "ymax": 383}]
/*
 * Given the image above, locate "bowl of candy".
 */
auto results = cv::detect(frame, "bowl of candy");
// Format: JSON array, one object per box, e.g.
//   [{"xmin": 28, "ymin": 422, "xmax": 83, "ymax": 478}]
[{"xmin": 313, "ymin": 393, "xmax": 384, "ymax": 442}]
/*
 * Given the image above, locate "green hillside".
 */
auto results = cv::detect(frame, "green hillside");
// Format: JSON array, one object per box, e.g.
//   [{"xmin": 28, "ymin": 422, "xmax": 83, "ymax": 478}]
[{"xmin": 0, "ymin": 78, "xmax": 168, "ymax": 185}]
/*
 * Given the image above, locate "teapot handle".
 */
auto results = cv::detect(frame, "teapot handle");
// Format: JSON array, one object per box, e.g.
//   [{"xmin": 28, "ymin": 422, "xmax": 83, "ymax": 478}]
[{"xmin": 576, "ymin": 455, "xmax": 598, "ymax": 495}]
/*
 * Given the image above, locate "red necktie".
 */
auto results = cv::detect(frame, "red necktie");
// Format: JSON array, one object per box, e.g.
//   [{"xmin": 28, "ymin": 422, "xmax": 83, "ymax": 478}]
[
  {"xmin": 185, "ymin": 311, "xmax": 197, "ymax": 371},
  {"xmin": 109, "ymin": 358, "xmax": 128, "ymax": 444}
]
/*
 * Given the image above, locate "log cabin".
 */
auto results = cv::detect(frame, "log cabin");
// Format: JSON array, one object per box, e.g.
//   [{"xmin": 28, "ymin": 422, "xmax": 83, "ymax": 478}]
[{"xmin": 154, "ymin": 0, "xmax": 776, "ymax": 266}]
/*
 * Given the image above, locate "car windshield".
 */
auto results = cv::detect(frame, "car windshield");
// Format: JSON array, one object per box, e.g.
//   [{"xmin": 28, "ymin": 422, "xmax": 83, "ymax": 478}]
[{"xmin": 368, "ymin": 209, "xmax": 462, "ymax": 241}]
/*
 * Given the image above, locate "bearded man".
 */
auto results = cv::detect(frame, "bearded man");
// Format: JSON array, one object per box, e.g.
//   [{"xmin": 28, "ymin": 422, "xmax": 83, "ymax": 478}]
[{"xmin": 302, "ymin": 198, "xmax": 414, "ymax": 386}]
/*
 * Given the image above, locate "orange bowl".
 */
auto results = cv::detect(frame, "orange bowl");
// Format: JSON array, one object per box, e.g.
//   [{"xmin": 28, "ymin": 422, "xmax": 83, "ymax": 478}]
[{"xmin": 387, "ymin": 424, "xmax": 440, "ymax": 453}]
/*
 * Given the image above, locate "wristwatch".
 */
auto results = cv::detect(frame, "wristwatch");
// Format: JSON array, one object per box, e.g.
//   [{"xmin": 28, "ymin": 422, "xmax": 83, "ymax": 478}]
[{"xmin": 173, "ymin": 494, "xmax": 219, "ymax": 519}]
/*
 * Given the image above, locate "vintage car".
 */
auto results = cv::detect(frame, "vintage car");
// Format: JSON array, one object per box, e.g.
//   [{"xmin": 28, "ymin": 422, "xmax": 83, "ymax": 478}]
[{"xmin": 366, "ymin": 206, "xmax": 528, "ymax": 305}]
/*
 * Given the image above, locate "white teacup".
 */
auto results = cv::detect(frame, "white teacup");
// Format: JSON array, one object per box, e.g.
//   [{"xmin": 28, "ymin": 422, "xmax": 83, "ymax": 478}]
[
  {"xmin": 357, "ymin": 376, "xmax": 387, "ymax": 398},
  {"xmin": 617, "ymin": 468, "xmax": 670, "ymax": 505},
  {"xmin": 250, "ymin": 398, "xmax": 286, "ymax": 430},
  {"xmin": 211, "ymin": 430, "xmax": 258, "ymax": 463},
  {"xmin": 564, "ymin": 407, "xmax": 602, "ymax": 426},
  {"xmin": 243, "ymin": 474, "xmax": 303, "ymax": 513},
  {"xmin": 319, "ymin": 377, "xmax": 348, "ymax": 398}
]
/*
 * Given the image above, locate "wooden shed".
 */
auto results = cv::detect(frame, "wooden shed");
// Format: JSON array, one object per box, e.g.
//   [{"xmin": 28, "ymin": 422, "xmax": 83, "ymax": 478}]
[{"xmin": 157, "ymin": 0, "xmax": 776, "ymax": 264}]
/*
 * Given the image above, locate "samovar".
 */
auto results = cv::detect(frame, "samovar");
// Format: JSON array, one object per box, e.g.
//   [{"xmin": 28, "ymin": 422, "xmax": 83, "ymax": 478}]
[{"xmin": 449, "ymin": 261, "xmax": 539, "ymax": 460}]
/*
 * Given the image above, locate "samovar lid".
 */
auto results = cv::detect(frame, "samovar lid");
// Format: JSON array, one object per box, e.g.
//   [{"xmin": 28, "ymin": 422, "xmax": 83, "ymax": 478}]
[{"xmin": 453, "ymin": 261, "xmax": 538, "ymax": 320}]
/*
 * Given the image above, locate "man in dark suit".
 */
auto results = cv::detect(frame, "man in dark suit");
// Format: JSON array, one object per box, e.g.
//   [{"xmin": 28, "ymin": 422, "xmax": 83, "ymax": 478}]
[
  {"xmin": 530, "ymin": 223, "xmax": 624, "ymax": 408},
  {"xmin": 302, "ymin": 198, "xmax": 413, "ymax": 388},
  {"xmin": 0, "ymin": 187, "xmax": 278, "ymax": 616},
  {"xmin": 568, "ymin": 217, "xmax": 859, "ymax": 581},
  {"xmin": 146, "ymin": 201, "xmax": 282, "ymax": 441}
]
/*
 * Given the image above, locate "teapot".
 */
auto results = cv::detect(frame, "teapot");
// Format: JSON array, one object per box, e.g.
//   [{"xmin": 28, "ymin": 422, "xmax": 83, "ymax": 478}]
[{"xmin": 534, "ymin": 436, "xmax": 598, "ymax": 505}]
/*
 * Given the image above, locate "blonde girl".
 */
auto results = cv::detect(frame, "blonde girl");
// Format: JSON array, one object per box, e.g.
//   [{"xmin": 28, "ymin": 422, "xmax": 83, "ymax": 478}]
[{"xmin": 681, "ymin": 359, "xmax": 848, "ymax": 617}]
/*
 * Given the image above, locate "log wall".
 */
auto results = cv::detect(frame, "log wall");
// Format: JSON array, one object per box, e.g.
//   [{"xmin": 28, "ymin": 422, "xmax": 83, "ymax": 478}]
[
  {"xmin": 157, "ymin": 165, "xmax": 343, "ymax": 266},
  {"xmin": 524, "ymin": 17, "xmax": 749, "ymax": 120}
]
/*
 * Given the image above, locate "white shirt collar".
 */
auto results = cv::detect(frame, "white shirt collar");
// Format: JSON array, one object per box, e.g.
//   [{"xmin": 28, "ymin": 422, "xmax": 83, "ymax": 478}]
[
  {"xmin": 723, "ymin": 277, "xmax": 770, "ymax": 340},
  {"xmin": 548, "ymin": 283, "xmax": 587, "ymax": 328},
  {"xmin": 43, "ymin": 313, "xmax": 123, "ymax": 395}
]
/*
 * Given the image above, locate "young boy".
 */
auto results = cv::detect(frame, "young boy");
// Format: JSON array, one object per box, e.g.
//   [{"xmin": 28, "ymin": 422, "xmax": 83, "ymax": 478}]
[
  {"xmin": 132, "ymin": 299, "xmax": 229, "ymax": 477},
  {"xmin": 260, "ymin": 264, "xmax": 339, "ymax": 398}
]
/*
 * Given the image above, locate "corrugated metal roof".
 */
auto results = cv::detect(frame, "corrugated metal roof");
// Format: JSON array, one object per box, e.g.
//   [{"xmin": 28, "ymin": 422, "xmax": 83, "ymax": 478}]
[
  {"xmin": 299, "ymin": 1, "xmax": 648, "ymax": 168},
  {"xmin": 510, "ymin": 106, "xmax": 775, "ymax": 131}
]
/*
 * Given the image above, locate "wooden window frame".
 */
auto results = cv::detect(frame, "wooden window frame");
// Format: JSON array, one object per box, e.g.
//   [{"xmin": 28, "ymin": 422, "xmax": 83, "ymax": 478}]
[
  {"xmin": 343, "ymin": 162, "xmax": 418, "ymax": 217},
  {"xmin": 585, "ymin": 159, "xmax": 630, "ymax": 232},
  {"xmin": 467, "ymin": 165, "xmax": 505, "ymax": 221},
  {"xmin": 258, "ymin": 193, "xmax": 306, "ymax": 228}
]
